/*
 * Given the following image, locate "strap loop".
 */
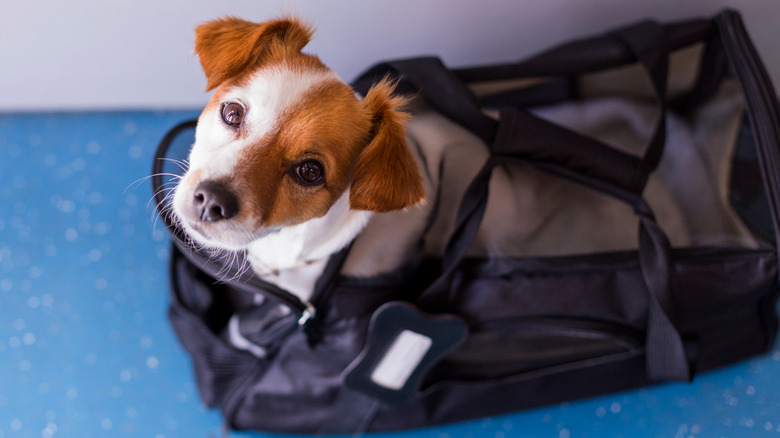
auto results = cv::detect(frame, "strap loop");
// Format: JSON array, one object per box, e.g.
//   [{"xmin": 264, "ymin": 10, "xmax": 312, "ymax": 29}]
[
  {"xmin": 635, "ymin": 201, "xmax": 691, "ymax": 381},
  {"xmin": 609, "ymin": 20, "xmax": 670, "ymax": 191}
]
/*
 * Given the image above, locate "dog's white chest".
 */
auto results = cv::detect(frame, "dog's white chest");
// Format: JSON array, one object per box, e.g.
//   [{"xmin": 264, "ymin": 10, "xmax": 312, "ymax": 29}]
[
  {"xmin": 245, "ymin": 191, "xmax": 373, "ymax": 302},
  {"xmin": 251, "ymin": 258, "xmax": 329, "ymax": 303}
]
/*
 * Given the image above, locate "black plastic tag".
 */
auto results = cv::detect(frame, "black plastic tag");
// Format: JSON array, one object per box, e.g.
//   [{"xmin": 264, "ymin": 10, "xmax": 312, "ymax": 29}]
[{"xmin": 343, "ymin": 302, "xmax": 468, "ymax": 405}]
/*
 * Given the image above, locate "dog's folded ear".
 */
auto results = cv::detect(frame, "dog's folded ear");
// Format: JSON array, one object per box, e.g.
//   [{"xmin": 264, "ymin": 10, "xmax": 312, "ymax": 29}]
[
  {"xmin": 350, "ymin": 78, "xmax": 424, "ymax": 213},
  {"xmin": 195, "ymin": 16, "xmax": 314, "ymax": 91}
]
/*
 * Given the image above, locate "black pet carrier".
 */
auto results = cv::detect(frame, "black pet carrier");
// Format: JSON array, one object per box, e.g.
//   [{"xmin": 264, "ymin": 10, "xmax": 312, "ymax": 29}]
[{"xmin": 152, "ymin": 9, "xmax": 780, "ymax": 434}]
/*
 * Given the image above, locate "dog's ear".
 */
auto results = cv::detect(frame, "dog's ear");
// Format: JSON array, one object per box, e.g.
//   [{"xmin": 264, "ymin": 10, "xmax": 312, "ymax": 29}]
[
  {"xmin": 195, "ymin": 16, "xmax": 313, "ymax": 91},
  {"xmin": 350, "ymin": 78, "xmax": 424, "ymax": 213}
]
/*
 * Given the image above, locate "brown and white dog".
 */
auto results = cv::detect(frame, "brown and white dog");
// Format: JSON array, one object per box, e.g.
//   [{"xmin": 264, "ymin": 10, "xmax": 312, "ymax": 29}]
[{"xmin": 172, "ymin": 16, "xmax": 424, "ymax": 301}]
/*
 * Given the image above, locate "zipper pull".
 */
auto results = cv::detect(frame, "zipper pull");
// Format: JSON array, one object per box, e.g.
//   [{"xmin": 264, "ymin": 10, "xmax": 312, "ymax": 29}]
[
  {"xmin": 297, "ymin": 301, "xmax": 317, "ymax": 326},
  {"xmin": 300, "ymin": 301, "xmax": 325, "ymax": 348}
]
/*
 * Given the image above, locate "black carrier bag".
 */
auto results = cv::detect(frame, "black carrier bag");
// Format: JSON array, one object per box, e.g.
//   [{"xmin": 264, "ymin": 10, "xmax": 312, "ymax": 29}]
[{"xmin": 153, "ymin": 9, "xmax": 780, "ymax": 434}]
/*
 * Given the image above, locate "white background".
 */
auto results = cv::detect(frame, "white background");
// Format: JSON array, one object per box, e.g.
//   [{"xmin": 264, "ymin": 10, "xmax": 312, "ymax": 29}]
[{"xmin": 1, "ymin": 0, "xmax": 778, "ymax": 111}]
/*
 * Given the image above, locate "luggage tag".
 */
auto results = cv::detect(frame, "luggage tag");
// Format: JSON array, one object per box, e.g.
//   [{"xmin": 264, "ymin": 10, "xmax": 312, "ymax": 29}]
[{"xmin": 344, "ymin": 302, "xmax": 468, "ymax": 405}]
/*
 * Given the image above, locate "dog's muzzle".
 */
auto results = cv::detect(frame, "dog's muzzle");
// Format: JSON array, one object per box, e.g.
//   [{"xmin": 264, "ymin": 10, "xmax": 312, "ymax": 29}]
[{"xmin": 193, "ymin": 180, "xmax": 238, "ymax": 222}]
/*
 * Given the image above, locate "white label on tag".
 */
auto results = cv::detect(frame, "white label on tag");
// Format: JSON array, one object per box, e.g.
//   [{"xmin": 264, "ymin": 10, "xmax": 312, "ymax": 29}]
[{"xmin": 370, "ymin": 330, "xmax": 433, "ymax": 390}]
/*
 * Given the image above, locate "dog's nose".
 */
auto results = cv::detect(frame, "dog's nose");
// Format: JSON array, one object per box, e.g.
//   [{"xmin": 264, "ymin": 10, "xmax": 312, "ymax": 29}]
[{"xmin": 193, "ymin": 181, "xmax": 238, "ymax": 222}]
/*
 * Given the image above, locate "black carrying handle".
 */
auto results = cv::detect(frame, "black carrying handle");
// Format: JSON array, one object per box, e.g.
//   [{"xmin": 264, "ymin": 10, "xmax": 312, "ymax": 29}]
[
  {"xmin": 152, "ymin": 118, "xmax": 198, "ymax": 245},
  {"xmin": 364, "ymin": 19, "xmax": 693, "ymax": 381},
  {"xmin": 482, "ymin": 20, "xmax": 672, "ymax": 194},
  {"xmin": 354, "ymin": 19, "xmax": 711, "ymax": 197},
  {"xmin": 452, "ymin": 19, "xmax": 712, "ymax": 82},
  {"xmin": 610, "ymin": 21, "xmax": 669, "ymax": 189},
  {"xmin": 356, "ymin": 57, "xmax": 652, "ymax": 197}
]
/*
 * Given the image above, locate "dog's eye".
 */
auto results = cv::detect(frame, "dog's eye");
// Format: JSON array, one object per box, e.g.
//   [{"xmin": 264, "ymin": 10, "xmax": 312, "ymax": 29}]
[
  {"xmin": 222, "ymin": 102, "xmax": 245, "ymax": 127},
  {"xmin": 296, "ymin": 160, "xmax": 324, "ymax": 185}
]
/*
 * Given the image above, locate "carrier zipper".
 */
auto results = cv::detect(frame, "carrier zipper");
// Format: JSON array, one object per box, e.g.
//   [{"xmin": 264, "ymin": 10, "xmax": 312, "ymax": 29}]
[
  {"xmin": 247, "ymin": 276, "xmax": 313, "ymax": 322},
  {"xmin": 717, "ymin": 10, "xmax": 780, "ymax": 259},
  {"xmin": 226, "ymin": 240, "xmax": 352, "ymax": 330}
]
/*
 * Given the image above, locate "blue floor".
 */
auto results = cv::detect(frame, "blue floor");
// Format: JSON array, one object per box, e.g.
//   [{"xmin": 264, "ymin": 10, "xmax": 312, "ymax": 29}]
[{"xmin": 2, "ymin": 110, "xmax": 780, "ymax": 438}]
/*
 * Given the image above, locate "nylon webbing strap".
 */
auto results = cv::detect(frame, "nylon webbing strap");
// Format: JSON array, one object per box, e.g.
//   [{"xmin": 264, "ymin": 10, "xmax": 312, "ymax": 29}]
[
  {"xmin": 636, "ymin": 203, "xmax": 691, "ymax": 381},
  {"xmin": 493, "ymin": 108, "xmax": 644, "ymax": 199},
  {"xmin": 609, "ymin": 20, "xmax": 669, "ymax": 192},
  {"xmin": 417, "ymin": 158, "xmax": 495, "ymax": 309},
  {"xmin": 610, "ymin": 22, "xmax": 690, "ymax": 381},
  {"xmin": 673, "ymin": 38, "xmax": 728, "ymax": 113}
]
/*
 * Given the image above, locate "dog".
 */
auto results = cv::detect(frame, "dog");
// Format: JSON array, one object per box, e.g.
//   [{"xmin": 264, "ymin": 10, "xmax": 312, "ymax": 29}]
[{"xmin": 171, "ymin": 16, "xmax": 424, "ymax": 302}]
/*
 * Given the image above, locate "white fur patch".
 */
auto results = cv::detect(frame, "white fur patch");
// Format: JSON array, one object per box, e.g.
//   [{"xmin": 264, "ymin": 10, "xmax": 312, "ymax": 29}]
[
  {"xmin": 247, "ymin": 190, "xmax": 373, "ymax": 301},
  {"xmin": 172, "ymin": 64, "xmax": 339, "ymax": 250}
]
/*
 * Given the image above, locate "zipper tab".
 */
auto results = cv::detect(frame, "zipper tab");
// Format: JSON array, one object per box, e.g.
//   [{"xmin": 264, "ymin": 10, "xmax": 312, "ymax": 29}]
[{"xmin": 298, "ymin": 301, "xmax": 317, "ymax": 326}]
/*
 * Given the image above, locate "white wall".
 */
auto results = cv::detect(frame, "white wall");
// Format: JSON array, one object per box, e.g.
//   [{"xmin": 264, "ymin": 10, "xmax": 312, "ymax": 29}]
[{"xmin": 1, "ymin": 0, "xmax": 778, "ymax": 111}]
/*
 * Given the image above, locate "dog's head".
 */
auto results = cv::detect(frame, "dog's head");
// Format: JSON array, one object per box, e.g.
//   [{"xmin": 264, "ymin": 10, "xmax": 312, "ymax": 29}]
[{"xmin": 172, "ymin": 16, "xmax": 423, "ymax": 250}]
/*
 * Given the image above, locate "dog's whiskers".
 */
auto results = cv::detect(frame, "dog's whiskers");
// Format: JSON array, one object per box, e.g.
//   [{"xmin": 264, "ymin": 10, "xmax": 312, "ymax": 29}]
[
  {"xmin": 212, "ymin": 249, "xmax": 242, "ymax": 284},
  {"xmin": 148, "ymin": 182, "xmax": 179, "ymax": 209},
  {"xmin": 150, "ymin": 187, "xmax": 177, "ymax": 231},
  {"xmin": 159, "ymin": 157, "xmax": 190, "ymax": 173},
  {"xmin": 126, "ymin": 172, "xmax": 182, "ymax": 195}
]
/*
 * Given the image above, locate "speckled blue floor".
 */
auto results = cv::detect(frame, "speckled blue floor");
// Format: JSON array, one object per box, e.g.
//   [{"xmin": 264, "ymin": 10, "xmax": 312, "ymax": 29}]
[{"xmin": 2, "ymin": 111, "xmax": 780, "ymax": 438}]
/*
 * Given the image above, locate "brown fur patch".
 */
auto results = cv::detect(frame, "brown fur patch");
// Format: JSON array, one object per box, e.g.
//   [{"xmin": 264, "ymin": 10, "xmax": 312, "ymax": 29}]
[
  {"xmin": 195, "ymin": 16, "xmax": 315, "ymax": 91},
  {"xmin": 350, "ymin": 77, "xmax": 424, "ymax": 212},
  {"xmin": 233, "ymin": 77, "xmax": 374, "ymax": 228}
]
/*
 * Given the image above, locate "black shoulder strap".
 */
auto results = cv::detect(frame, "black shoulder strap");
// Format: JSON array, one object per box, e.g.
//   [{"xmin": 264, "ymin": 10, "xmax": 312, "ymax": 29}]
[{"xmin": 609, "ymin": 20, "xmax": 669, "ymax": 190}]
